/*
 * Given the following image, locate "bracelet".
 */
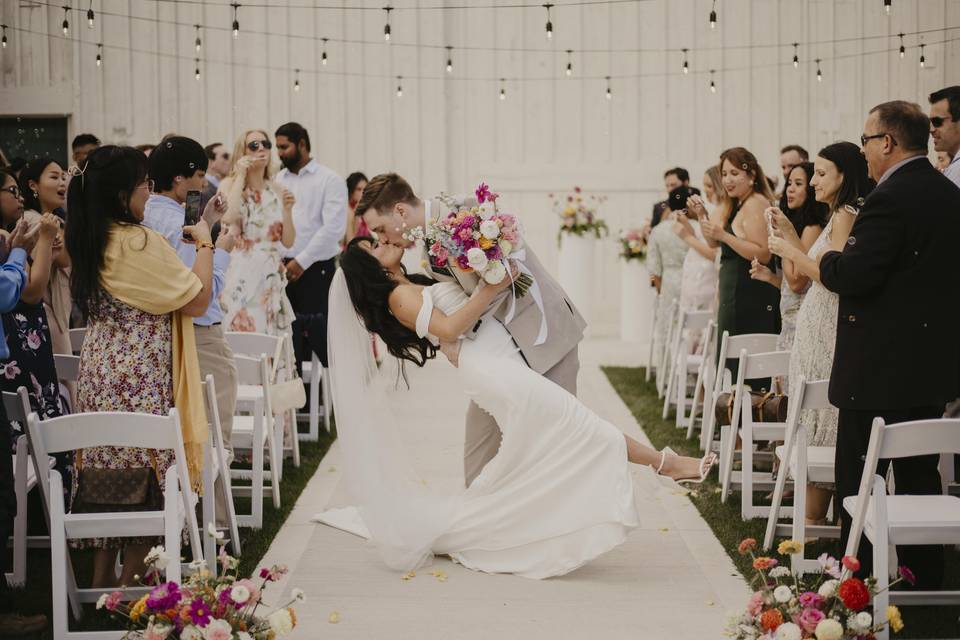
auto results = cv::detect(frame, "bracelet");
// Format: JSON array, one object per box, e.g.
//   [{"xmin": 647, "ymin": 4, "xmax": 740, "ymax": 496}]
[{"xmin": 195, "ymin": 241, "xmax": 215, "ymax": 252}]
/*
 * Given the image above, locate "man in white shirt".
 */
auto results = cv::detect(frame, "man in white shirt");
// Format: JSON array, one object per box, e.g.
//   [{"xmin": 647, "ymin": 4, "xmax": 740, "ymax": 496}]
[
  {"xmin": 274, "ymin": 122, "xmax": 347, "ymax": 369},
  {"xmin": 929, "ymin": 86, "xmax": 960, "ymax": 189}
]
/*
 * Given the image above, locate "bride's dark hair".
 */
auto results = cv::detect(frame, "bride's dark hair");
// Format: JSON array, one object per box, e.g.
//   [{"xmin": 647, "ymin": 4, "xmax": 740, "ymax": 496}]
[{"xmin": 339, "ymin": 237, "xmax": 438, "ymax": 367}]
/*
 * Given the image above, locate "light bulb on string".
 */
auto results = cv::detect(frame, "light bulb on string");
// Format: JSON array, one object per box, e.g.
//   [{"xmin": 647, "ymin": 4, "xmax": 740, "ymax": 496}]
[
  {"xmin": 231, "ymin": 3, "xmax": 240, "ymax": 40},
  {"xmin": 396, "ymin": 75, "xmax": 403, "ymax": 98},
  {"xmin": 322, "ymin": 38, "xmax": 329, "ymax": 65},
  {"xmin": 605, "ymin": 76, "xmax": 612, "ymax": 100},
  {"xmin": 62, "ymin": 5, "xmax": 70, "ymax": 36},
  {"xmin": 815, "ymin": 58, "xmax": 822, "ymax": 82},
  {"xmin": 195, "ymin": 58, "xmax": 201, "ymax": 81},
  {"xmin": 194, "ymin": 25, "xmax": 202, "ymax": 53},
  {"xmin": 709, "ymin": 69, "xmax": 716, "ymax": 93},
  {"xmin": 681, "ymin": 48, "xmax": 689, "ymax": 74},
  {"xmin": 499, "ymin": 78, "xmax": 506, "ymax": 101},
  {"xmin": 1, "ymin": 24, "xmax": 7, "ymax": 49},
  {"xmin": 919, "ymin": 44, "xmax": 925, "ymax": 67},
  {"xmin": 543, "ymin": 4, "xmax": 553, "ymax": 41},
  {"xmin": 898, "ymin": 32, "xmax": 905, "ymax": 58},
  {"xmin": 96, "ymin": 42, "xmax": 102, "ymax": 67},
  {"xmin": 383, "ymin": 6, "xmax": 393, "ymax": 42},
  {"xmin": 446, "ymin": 46, "xmax": 453, "ymax": 73},
  {"xmin": 87, "ymin": 1, "xmax": 94, "ymax": 28},
  {"xmin": 293, "ymin": 68, "xmax": 300, "ymax": 92},
  {"xmin": 709, "ymin": 0, "xmax": 717, "ymax": 29},
  {"xmin": 884, "ymin": 0, "xmax": 892, "ymax": 15},
  {"xmin": 792, "ymin": 43, "xmax": 799, "ymax": 68},
  {"xmin": 566, "ymin": 49, "xmax": 573, "ymax": 76}
]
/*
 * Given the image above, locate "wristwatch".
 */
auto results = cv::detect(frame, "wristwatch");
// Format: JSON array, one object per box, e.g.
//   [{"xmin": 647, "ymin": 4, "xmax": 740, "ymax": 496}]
[{"xmin": 195, "ymin": 241, "xmax": 215, "ymax": 252}]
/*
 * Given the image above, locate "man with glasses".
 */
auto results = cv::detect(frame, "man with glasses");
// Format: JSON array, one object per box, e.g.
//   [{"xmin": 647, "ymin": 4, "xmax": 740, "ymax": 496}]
[
  {"xmin": 929, "ymin": 86, "xmax": 960, "ymax": 189},
  {"xmin": 819, "ymin": 101, "xmax": 960, "ymax": 591}
]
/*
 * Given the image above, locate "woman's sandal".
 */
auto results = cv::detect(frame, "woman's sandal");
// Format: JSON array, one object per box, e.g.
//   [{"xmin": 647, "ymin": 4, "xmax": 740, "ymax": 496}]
[{"xmin": 656, "ymin": 446, "xmax": 718, "ymax": 485}]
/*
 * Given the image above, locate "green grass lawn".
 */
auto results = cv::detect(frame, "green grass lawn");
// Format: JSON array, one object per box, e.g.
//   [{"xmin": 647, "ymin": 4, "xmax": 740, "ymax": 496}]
[
  {"xmin": 603, "ymin": 366, "xmax": 960, "ymax": 640},
  {"xmin": 4, "ymin": 427, "xmax": 335, "ymax": 637}
]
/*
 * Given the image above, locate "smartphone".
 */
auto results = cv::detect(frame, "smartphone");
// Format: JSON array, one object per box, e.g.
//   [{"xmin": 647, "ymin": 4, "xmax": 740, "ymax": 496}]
[{"xmin": 183, "ymin": 190, "xmax": 202, "ymax": 240}]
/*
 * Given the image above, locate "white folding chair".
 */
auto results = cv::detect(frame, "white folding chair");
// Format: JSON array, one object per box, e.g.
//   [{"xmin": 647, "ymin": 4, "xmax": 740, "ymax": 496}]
[
  {"xmin": 656, "ymin": 300, "xmax": 679, "ymax": 398},
  {"xmin": 299, "ymin": 352, "xmax": 331, "ymax": 440},
  {"xmin": 843, "ymin": 417, "xmax": 960, "ymax": 639},
  {"xmin": 4, "ymin": 387, "xmax": 53, "ymax": 587},
  {"xmin": 700, "ymin": 331, "xmax": 780, "ymax": 453},
  {"xmin": 28, "ymin": 409, "xmax": 203, "ymax": 639},
  {"xmin": 68, "ymin": 327, "xmax": 86, "ymax": 355},
  {"xmin": 645, "ymin": 292, "xmax": 660, "ymax": 383},
  {"xmin": 226, "ymin": 331, "xmax": 300, "ymax": 471},
  {"xmin": 200, "ymin": 375, "xmax": 241, "ymax": 572},
  {"xmin": 763, "ymin": 377, "xmax": 840, "ymax": 572},
  {"xmin": 718, "ymin": 349, "xmax": 791, "ymax": 519},
  {"xmin": 686, "ymin": 320, "xmax": 717, "ymax": 440},
  {"xmin": 662, "ymin": 309, "xmax": 713, "ymax": 425},
  {"xmin": 54, "ymin": 353, "xmax": 81, "ymax": 383},
  {"xmin": 229, "ymin": 354, "xmax": 281, "ymax": 528}
]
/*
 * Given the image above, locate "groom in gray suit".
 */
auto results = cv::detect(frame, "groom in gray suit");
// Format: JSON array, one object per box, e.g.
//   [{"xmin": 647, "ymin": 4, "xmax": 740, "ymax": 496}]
[{"xmin": 357, "ymin": 173, "xmax": 587, "ymax": 485}]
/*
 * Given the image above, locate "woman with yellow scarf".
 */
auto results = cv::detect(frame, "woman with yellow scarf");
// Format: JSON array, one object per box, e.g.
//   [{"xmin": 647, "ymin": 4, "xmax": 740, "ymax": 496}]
[{"xmin": 64, "ymin": 146, "xmax": 215, "ymax": 588}]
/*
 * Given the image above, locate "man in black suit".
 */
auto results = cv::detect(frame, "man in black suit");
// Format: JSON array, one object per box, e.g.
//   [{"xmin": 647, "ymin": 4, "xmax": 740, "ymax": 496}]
[{"xmin": 819, "ymin": 101, "xmax": 960, "ymax": 588}]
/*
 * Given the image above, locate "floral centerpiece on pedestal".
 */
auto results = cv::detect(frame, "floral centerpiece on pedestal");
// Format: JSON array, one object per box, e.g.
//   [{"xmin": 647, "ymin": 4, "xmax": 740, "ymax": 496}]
[
  {"xmin": 617, "ymin": 228, "xmax": 647, "ymax": 262},
  {"xmin": 725, "ymin": 538, "xmax": 909, "ymax": 640},
  {"xmin": 98, "ymin": 528, "xmax": 304, "ymax": 639},
  {"xmin": 551, "ymin": 186, "xmax": 609, "ymax": 242}
]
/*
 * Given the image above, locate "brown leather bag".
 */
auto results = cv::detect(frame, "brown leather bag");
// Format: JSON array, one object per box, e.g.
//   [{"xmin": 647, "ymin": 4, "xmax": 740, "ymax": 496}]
[
  {"xmin": 71, "ymin": 450, "xmax": 163, "ymax": 514},
  {"xmin": 714, "ymin": 388, "xmax": 788, "ymax": 427}
]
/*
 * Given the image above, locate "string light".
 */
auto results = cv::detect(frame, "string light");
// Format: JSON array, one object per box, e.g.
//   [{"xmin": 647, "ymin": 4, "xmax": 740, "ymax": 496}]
[
  {"xmin": 566, "ymin": 49, "xmax": 573, "ymax": 76},
  {"xmin": 499, "ymin": 77, "xmax": 506, "ymax": 100},
  {"xmin": 194, "ymin": 58, "xmax": 201, "ymax": 80},
  {"xmin": 446, "ymin": 45, "xmax": 453, "ymax": 73},
  {"xmin": 919, "ymin": 43, "xmax": 925, "ymax": 67},
  {"xmin": 96, "ymin": 42, "xmax": 102, "ymax": 67},
  {"xmin": 543, "ymin": 4, "xmax": 553, "ymax": 41},
  {"xmin": 1, "ymin": 24, "xmax": 7, "ymax": 49},
  {"xmin": 231, "ymin": 3, "xmax": 240, "ymax": 40},
  {"xmin": 87, "ymin": 1, "xmax": 95, "ymax": 29},
  {"xmin": 62, "ymin": 5, "xmax": 70, "ymax": 36},
  {"xmin": 605, "ymin": 75, "xmax": 611, "ymax": 100},
  {"xmin": 709, "ymin": 0, "xmax": 717, "ymax": 30},
  {"xmin": 709, "ymin": 69, "xmax": 716, "ymax": 93},
  {"xmin": 321, "ymin": 38, "xmax": 328, "ymax": 65},
  {"xmin": 396, "ymin": 75, "xmax": 402, "ymax": 97},
  {"xmin": 682, "ymin": 48, "xmax": 689, "ymax": 74},
  {"xmin": 294, "ymin": 68, "xmax": 300, "ymax": 92},
  {"xmin": 884, "ymin": 0, "xmax": 892, "ymax": 15},
  {"xmin": 792, "ymin": 42, "xmax": 799, "ymax": 68},
  {"xmin": 383, "ymin": 6, "xmax": 393, "ymax": 42},
  {"xmin": 815, "ymin": 58, "xmax": 822, "ymax": 82},
  {"xmin": 194, "ymin": 25, "xmax": 202, "ymax": 53},
  {"xmin": 898, "ymin": 32, "xmax": 905, "ymax": 58}
]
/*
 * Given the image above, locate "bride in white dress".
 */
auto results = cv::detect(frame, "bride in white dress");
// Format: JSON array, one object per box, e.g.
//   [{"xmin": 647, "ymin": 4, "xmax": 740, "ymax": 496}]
[{"xmin": 319, "ymin": 237, "xmax": 716, "ymax": 579}]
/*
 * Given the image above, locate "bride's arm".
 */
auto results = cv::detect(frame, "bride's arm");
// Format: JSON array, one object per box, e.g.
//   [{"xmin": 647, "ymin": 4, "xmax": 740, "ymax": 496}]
[{"xmin": 389, "ymin": 264, "xmax": 518, "ymax": 342}]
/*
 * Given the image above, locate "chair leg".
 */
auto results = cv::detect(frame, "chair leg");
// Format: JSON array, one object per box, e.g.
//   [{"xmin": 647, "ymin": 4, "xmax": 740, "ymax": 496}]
[
  {"xmin": 321, "ymin": 368, "xmax": 332, "ymax": 432},
  {"xmin": 289, "ymin": 409, "xmax": 301, "ymax": 467},
  {"xmin": 202, "ymin": 462, "xmax": 216, "ymax": 575},
  {"xmin": 742, "ymin": 422, "xmax": 754, "ymax": 520},
  {"xmin": 252, "ymin": 408, "xmax": 264, "ymax": 529},
  {"xmin": 306, "ymin": 355, "xmax": 320, "ymax": 440},
  {"xmin": 10, "ymin": 443, "xmax": 28, "ymax": 587}
]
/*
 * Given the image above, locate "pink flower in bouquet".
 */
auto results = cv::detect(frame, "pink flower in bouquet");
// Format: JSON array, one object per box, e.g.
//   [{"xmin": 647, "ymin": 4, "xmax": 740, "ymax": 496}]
[
  {"xmin": 737, "ymin": 538, "xmax": 758, "ymax": 555},
  {"xmin": 146, "ymin": 581, "xmax": 183, "ymax": 611},
  {"xmin": 188, "ymin": 597, "xmax": 212, "ymax": 627},
  {"xmin": 797, "ymin": 591, "xmax": 824, "ymax": 609},
  {"xmin": 898, "ymin": 565, "xmax": 916, "ymax": 586},
  {"xmin": 797, "ymin": 607, "xmax": 825, "ymax": 633},
  {"xmin": 456, "ymin": 254, "xmax": 473, "ymax": 271},
  {"xmin": 485, "ymin": 245, "xmax": 503, "ymax": 261},
  {"xmin": 430, "ymin": 242, "xmax": 449, "ymax": 265},
  {"xmin": 475, "ymin": 183, "xmax": 498, "ymax": 204},
  {"xmin": 234, "ymin": 578, "xmax": 261, "ymax": 604},
  {"xmin": 143, "ymin": 622, "xmax": 174, "ymax": 640},
  {"xmin": 842, "ymin": 556, "xmax": 861, "ymax": 572},
  {"xmin": 747, "ymin": 591, "xmax": 764, "ymax": 616},
  {"xmin": 104, "ymin": 590, "xmax": 123, "ymax": 611},
  {"xmin": 817, "ymin": 553, "xmax": 842, "ymax": 579},
  {"xmin": 203, "ymin": 619, "xmax": 232, "ymax": 640},
  {"xmin": 838, "ymin": 578, "xmax": 870, "ymax": 611},
  {"xmin": 752, "ymin": 557, "xmax": 778, "ymax": 571},
  {"xmin": 458, "ymin": 227, "xmax": 475, "ymax": 242},
  {"xmin": 460, "ymin": 215, "xmax": 477, "ymax": 229}
]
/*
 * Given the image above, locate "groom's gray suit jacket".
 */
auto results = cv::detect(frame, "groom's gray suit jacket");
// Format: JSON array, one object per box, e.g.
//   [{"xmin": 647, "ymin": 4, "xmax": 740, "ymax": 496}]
[{"xmin": 422, "ymin": 196, "xmax": 586, "ymax": 374}]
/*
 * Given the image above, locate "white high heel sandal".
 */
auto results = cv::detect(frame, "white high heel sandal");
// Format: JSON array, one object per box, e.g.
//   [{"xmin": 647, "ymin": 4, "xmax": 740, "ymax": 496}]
[{"xmin": 656, "ymin": 447, "xmax": 717, "ymax": 485}]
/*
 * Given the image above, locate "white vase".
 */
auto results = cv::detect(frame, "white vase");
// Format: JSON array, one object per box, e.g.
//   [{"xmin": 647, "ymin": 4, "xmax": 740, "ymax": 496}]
[
  {"xmin": 557, "ymin": 232, "xmax": 596, "ymax": 325},
  {"xmin": 619, "ymin": 259, "xmax": 654, "ymax": 343}
]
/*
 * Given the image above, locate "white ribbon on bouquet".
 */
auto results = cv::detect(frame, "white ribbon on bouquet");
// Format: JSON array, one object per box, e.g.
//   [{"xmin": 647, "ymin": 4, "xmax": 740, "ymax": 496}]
[{"xmin": 500, "ymin": 249, "xmax": 549, "ymax": 346}]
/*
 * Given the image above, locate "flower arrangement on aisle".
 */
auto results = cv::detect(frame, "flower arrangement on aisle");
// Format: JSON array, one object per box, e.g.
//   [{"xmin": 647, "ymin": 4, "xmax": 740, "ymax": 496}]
[
  {"xmin": 551, "ymin": 186, "xmax": 609, "ymax": 241},
  {"xmin": 617, "ymin": 228, "xmax": 647, "ymax": 262},
  {"xmin": 407, "ymin": 182, "xmax": 533, "ymax": 297},
  {"xmin": 97, "ymin": 527, "xmax": 305, "ymax": 639},
  {"xmin": 724, "ymin": 538, "xmax": 909, "ymax": 640}
]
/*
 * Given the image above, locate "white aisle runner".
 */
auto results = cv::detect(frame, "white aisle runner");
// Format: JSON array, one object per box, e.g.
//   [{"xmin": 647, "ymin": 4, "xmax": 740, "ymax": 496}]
[{"xmin": 263, "ymin": 340, "xmax": 747, "ymax": 640}]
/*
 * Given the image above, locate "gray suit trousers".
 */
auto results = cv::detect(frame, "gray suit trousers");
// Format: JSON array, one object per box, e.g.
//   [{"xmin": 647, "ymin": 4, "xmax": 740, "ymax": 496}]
[{"xmin": 463, "ymin": 346, "xmax": 580, "ymax": 486}]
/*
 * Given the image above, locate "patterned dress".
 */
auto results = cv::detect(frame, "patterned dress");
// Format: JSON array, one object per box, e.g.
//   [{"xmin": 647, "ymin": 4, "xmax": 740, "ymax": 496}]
[
  {"xmin": 70, "ymin": 293, "xmax": 177, "ymax": 549},
  {"xmin": 220, "ymin": 186, "xmax": 294, "ymax": 335},
  {"xmin": 788, "ymin": 216, "xmax": 842, "ymax": 460},
  {"xmin": 647, "ymin": 221, "xmax": 690, "ymax": 369}
]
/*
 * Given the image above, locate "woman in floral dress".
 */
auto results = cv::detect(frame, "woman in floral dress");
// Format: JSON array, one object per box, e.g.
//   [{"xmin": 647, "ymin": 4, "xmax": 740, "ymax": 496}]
[{"xmin": 218, "ymin": 130, "xmax": 296, "ymax": 336}]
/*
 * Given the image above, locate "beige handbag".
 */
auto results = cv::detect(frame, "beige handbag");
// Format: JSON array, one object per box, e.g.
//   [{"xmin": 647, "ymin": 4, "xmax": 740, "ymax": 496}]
[{"xmin": 268, "ymin": 337, "xmax": 306, "ymax": 414}]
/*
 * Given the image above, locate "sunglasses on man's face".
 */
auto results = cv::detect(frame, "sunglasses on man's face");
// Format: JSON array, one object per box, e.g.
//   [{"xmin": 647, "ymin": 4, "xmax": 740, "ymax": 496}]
[
  {"xmin": 930, "ymin": 116, "xmax": 954, "ymax": 128},
  {"xmin": 247, "ymin": 140, "xmax": 272, "ymax": 152}
]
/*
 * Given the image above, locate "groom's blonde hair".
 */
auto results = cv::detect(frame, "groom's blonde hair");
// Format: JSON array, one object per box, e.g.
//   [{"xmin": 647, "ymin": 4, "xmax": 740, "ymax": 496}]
[{"xmin": 355, "ymin": 172, "xmax": 419, "ymax": 218}]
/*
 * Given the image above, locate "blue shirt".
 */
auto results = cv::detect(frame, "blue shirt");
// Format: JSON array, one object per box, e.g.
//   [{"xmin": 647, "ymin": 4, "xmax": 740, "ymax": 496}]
[
  {"xmin": 0, "ymin": 248, "xmax": 28, "ymax": 359},
  {"xmin": 142, "ymin": 194, "xmax": 230, "ymax": 326},
  {"xmin": 877, "ymin": 155, "xmax": 927, "ymax": 185}
]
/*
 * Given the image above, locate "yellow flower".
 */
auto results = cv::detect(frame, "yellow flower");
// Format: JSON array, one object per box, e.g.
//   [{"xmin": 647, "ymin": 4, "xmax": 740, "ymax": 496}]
[
  {"xmin": 129, "ymin": 596, "xmax": 148, "ymax": 622},
  {"xmin": 563, "ymin": 207, "xmax": 576, "ymax": 217},
  {"xmin": 777, "ymin": 539, "xmax": 804, "ymax": 556},
  {"xmin": 886, "ymin": 605, "xmax": 904, "ymax": 633},
  {"xmin": 479, "ymin": 237, "xmax": 494, "ymax": 250},
  {"xmin": 328, "ymin": 611, "xmax": 340, "ymax": 624}
]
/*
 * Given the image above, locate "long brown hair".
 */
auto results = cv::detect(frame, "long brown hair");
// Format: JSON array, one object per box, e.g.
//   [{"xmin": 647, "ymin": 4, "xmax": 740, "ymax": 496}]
[{"xmin": 719, "ymin": 147, "xmax": 774, "ymax": 211}]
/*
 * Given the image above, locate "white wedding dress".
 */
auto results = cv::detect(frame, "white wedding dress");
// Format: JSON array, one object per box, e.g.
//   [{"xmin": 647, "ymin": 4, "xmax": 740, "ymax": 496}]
[{"xmin": 317, "ymin": 280, "xmax": 640, "ymax": 579}]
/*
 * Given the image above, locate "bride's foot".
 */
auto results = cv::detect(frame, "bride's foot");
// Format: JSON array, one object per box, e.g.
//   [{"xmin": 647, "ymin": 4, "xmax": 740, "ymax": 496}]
[{"xmin": 655, "ymin": 447, "xmax": 716, "ymax": 484}]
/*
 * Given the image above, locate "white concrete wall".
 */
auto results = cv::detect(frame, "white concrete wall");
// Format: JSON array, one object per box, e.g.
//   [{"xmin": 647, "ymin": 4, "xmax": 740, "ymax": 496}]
[{"xmin": 2, "ymin": 0, "xmax": 958, "ymax": 334}]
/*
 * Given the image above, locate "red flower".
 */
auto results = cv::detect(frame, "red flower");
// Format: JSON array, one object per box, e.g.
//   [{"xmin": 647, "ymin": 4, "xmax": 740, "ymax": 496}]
[
  {"xmin": 759, "ymin": 608, "xmax": 783, "ymax": 632},
  {"xmin": 841, "ymin": 555, "xmax": 861, "ymax": 572},
  {"xmin": 574, "ymin": 186, "xmax": 582, "ymax": 193},
  {"xmin": 838, "ymin": 578, "xmax": 870, "ymax": 611},
  {"xmin": 898, "ymin": 565, "xmax": 916, "ymax": 586}
]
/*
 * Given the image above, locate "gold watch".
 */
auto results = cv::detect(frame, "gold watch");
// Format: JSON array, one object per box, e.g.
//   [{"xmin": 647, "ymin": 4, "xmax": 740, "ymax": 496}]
[{"xmin": 195, "ymin": 241, "xmax": 215, "ymax": 252}]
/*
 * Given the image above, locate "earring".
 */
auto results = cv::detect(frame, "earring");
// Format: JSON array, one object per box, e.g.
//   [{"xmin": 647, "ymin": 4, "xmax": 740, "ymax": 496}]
[{"xmin": 31, "ymin": 190, "xmax": 38, "ymax": 199}]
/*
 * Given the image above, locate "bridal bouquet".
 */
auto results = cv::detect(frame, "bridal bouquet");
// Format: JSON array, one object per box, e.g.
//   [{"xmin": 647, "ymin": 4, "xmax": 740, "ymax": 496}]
[
  {"xmin": 552, "ymin": 186, "xmax": 609, "ymax": 241},
  {"xmin": 99, "ymin": 530, "xmax": 304, "ymax": 639},
  {"xmin": 617, "ymin": 228, "xmax": 647, "ymax": 262},
  {"xmin": 411, "ymin": 182, "xmax": 533, "ymax": 297},
  {"xmin": 725, "ymin": 538, "xmax": 908, "ymax": 640}
]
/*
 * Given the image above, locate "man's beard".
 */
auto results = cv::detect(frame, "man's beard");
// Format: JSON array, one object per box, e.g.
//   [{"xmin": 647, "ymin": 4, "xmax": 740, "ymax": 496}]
[{"xmin": 280, "ymin": 150, "xmax": 302, "ymax": 171}]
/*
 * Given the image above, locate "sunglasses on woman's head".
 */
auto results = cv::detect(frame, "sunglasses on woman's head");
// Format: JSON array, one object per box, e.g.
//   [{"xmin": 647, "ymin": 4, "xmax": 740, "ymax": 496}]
[{"xmin": 247, "ymin": 140, "xmax": 272, "ymax": 152}]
